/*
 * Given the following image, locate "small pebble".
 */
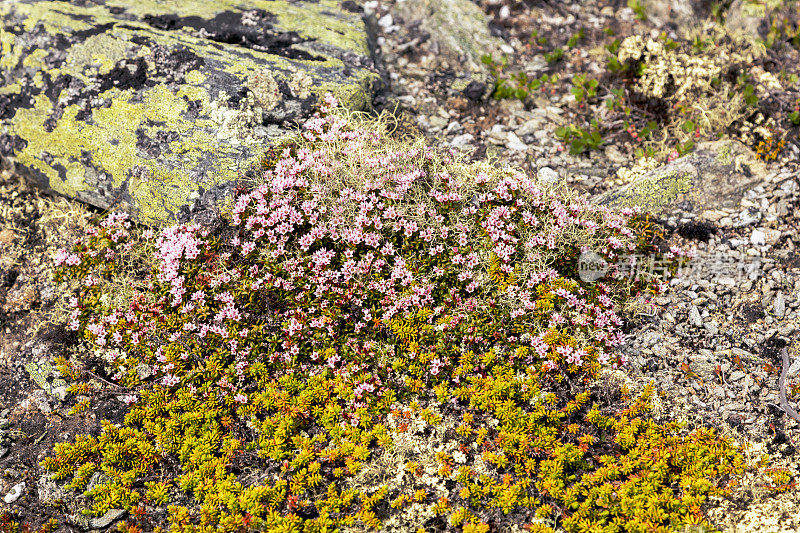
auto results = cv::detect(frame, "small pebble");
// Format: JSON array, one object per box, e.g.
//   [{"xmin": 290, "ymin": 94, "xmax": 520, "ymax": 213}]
[
  {"xmin": 4, "ymin": 482, "xmax": 25, "ymax": 504},
  {"xmin": 751, "ymin": 229, "xmax": 766, "ymax": 246},
  {"xmin": 774, "ymin": 292, "xmax": 786, "ymax": 317},
  {"xmin": 537, "ymin": 167, "xmax": 559, "ymax": 185},
  {"xmin": 689, "ymin": 305, "xmax": 703, "ymax": 327}
]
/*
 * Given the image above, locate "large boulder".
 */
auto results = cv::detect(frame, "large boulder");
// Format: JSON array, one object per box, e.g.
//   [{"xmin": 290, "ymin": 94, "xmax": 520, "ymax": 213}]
[
  {"xmin": 390, "ymin": 0, "xmax": 504, "ymax": 97},
  {"xmin": 597, "ymin": 140, "xmax": 767, "ymax": 217},
  {"xmin": 0, "ymin": 0, "xmax": 380, "ymax": 226}
]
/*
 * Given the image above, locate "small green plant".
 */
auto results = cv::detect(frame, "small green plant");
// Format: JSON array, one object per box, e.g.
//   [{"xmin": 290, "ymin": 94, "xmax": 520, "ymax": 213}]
[
  {"xmin": 760, "ymin": 467, "xmax": 797, "ymax": 493},
  {"xmin": 544, "ymin": 48, "xmax": 564, "ymax": 64},
  {"xmin": 482, "ymin": 54, "xmax": 556, "ymax": 101},
  {"xmin": 534, "ymin": 28, "xmax": 584, "ymax": 65},
  {"xmin": 628, "ymin": 0, "xmax": 647, "ymax": 20},
  {"xmin": 555, "ymin": 120, "xmax": 604, "ymax": 154},
  {"xmin": 605, "ymin": 87, "xmax": 629, "ymax": 113},
  {"xmin": 570, "ymin": 74, "xmax": 599, "ymax": 104},
  {"xmin": 530, "ymin": 30, "xmax": 548, "ymax": 47},
  {"xmin": 566, "ymin": 28, "xmax": 585, "ymax": 48},
  {"xmin": 691, "ymin": 35, "xmax": 715, "ymax": 52},
  {"xmin": 606, "ymin": 39, "xmax": 629, "ymax": 73},
  {"xmin": 0, "ymin": 514, "xmax": 58, "ymax": 533},
  {"xmin": 742, "ymin": 83, "xmax": 759, "ymax": 107},
  {"xmin": 789, "ymin": 98, "xmax": 800, "ymax": 125}
]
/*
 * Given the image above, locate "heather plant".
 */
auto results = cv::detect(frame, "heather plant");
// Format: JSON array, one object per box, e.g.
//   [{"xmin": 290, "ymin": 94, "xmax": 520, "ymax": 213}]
[{"xmin": 43, "ymin": 95, "xmax": 747, "ymax": 532}]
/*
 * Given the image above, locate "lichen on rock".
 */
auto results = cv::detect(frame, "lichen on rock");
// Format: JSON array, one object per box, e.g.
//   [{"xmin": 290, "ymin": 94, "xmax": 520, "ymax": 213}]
[
  {"xmin": 0, "ymin": 0, "xmax": 381, "ymax": 226},
  {"xmin": 597, "ymin": 140, "xmax": 767, "ymax": 216}
]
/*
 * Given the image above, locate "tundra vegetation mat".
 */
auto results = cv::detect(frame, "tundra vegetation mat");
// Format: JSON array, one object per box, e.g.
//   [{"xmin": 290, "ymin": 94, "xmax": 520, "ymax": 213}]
[
  {"xmin": 0, "ymin": 0, "xmax": 800, "ymax": 532},
  {"xmin": 7, "ymin": 97, "xmax": 749, "ymax": 533}
]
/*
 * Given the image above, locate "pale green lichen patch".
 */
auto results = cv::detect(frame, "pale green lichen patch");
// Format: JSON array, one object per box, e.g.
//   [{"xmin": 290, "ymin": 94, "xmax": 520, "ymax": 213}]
[
  {"xmin": 630, "ymin": 169, "xmax": 694, "ymax": 210},
  {"xmin": 602, "ymin": 169, "xmax": 694, "ymax": 213},
  {"xmin": 715, "ymin": 140, "xmax": 734, "ymax": 165},
  {"xmin": 0, "ymin": 27, "xmax": 19, "ymax": 70},
  {"xmin": 24, "ymin": 360, "xmax": 67, "ymax": 397},
  {"xmin": 65, "ymin": 32, "xmax": 135, "ymax": 76},
  {"xmin": 0, "ymin": 0, "xmax": 380, "ymax": 226},
  {"xmin": 599, "ymin": 140, "xmax": 764, "ymax": 216}
]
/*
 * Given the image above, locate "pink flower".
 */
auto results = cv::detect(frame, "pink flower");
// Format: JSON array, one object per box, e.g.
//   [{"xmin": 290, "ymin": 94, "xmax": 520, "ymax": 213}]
[
  {"xmin": 568, "ymin": 348, "xmax": 587, "ymax": 366},
  {"xmin": 234, "ymin": 393, "xmax": 248, "ymax": 404},
  {"xmin": 121, "ymin": 394, "xmax": 138, "ymax": 405},
  {"xmin": 556, "ymin": 344, "xmax": 573, "ymax": 359},
  {"xmin": 161, "ymin": 374, "xmax": 180, "ymax": 387}
]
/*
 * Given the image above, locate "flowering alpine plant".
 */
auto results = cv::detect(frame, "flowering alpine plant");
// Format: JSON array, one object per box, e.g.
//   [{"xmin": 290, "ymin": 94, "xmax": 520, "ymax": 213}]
[{"xmin": 43, "ymin": 95, "xmax": 744, "ymax": 533}]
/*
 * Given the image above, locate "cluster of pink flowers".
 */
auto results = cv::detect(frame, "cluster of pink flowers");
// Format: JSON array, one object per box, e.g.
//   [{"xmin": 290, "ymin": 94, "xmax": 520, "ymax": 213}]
[
  {"xmin": 154, "ymin": 224, "xmax": 205, "ymax": 307},
  {"xmin": 218, "ymin": 94, "xmax": 678, "ymax": 379}
]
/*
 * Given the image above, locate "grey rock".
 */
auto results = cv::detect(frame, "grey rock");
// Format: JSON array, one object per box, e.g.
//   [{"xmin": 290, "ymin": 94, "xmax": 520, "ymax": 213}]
[
  {"xmin": 604, "ymin": 145, "xmax": 628, "ymax": 164},
  {"xmin": 488, "ymin": 125, "xmax": 508, "ymax": 143},
  {"xmin": 0, "ymin": 0, "xmax": 380, "ymax": 227},
  {"xmin": 446, "ymin": 121, "xmax": 463, "ymax": 134},
  {"xmin": 428, "ymin": 116, "xmax": 448, "ymax": 130},
  {"xmin": 505, "ymin": 132, "xmax": 527, "ymax": 152},
  {"xmin": 537, "ymin": 167, "xmax": 559, "ymax": 186},
  {"xmin": 762, "ymin": 228, "xmax": 782, "ymax": 246},
  {"xmin": 32, "ymin": 389, "xmax": 52, "ymax": 414},
  {"xmin": 37, "ymin": 475, "xmax": 65, "ymax": 506},
  {"xmin": 734, "ymin": 209, "xmax": 763, "ymax": 228},
  {"xmin": 751, "ymin": 229, "xmax": 766, "ymax": 246},
  {"xmin": 90, "ymin": 509, "xmax": 127, "ymax": 530},
  {"xmin": 68, "ymin": 513, "xmax": 92, "ymax": 530},
  {"xmin": 449, "ymin": 133, "xmax": 474, "ymax": 148},
  {"xmin": 377, "ymin": 13, "xmax": 393, "ymax": 30},
  {"xmin": 644, "ymin": 0, "xmax": 700, "ymax": 31},
  {"xmin": 516, "ymin": 118, "xmax": 544, "ymax": 137},
  {"xmin": 50, "ymin": 384, "xmax": 69, "ymax": 402},
  {"xmin": 392, "ymin": 0, "xmax": 503, "ymax": 92}
]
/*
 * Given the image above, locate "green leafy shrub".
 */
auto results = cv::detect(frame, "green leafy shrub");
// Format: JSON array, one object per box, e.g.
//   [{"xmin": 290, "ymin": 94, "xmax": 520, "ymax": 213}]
[
  {"xmin": 481, "ymin": 55, "xmax": 556, "ymax": 101},
  {"xmin": 555, "ymin": 121, "xmax": 604, "ymax": 155}
]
